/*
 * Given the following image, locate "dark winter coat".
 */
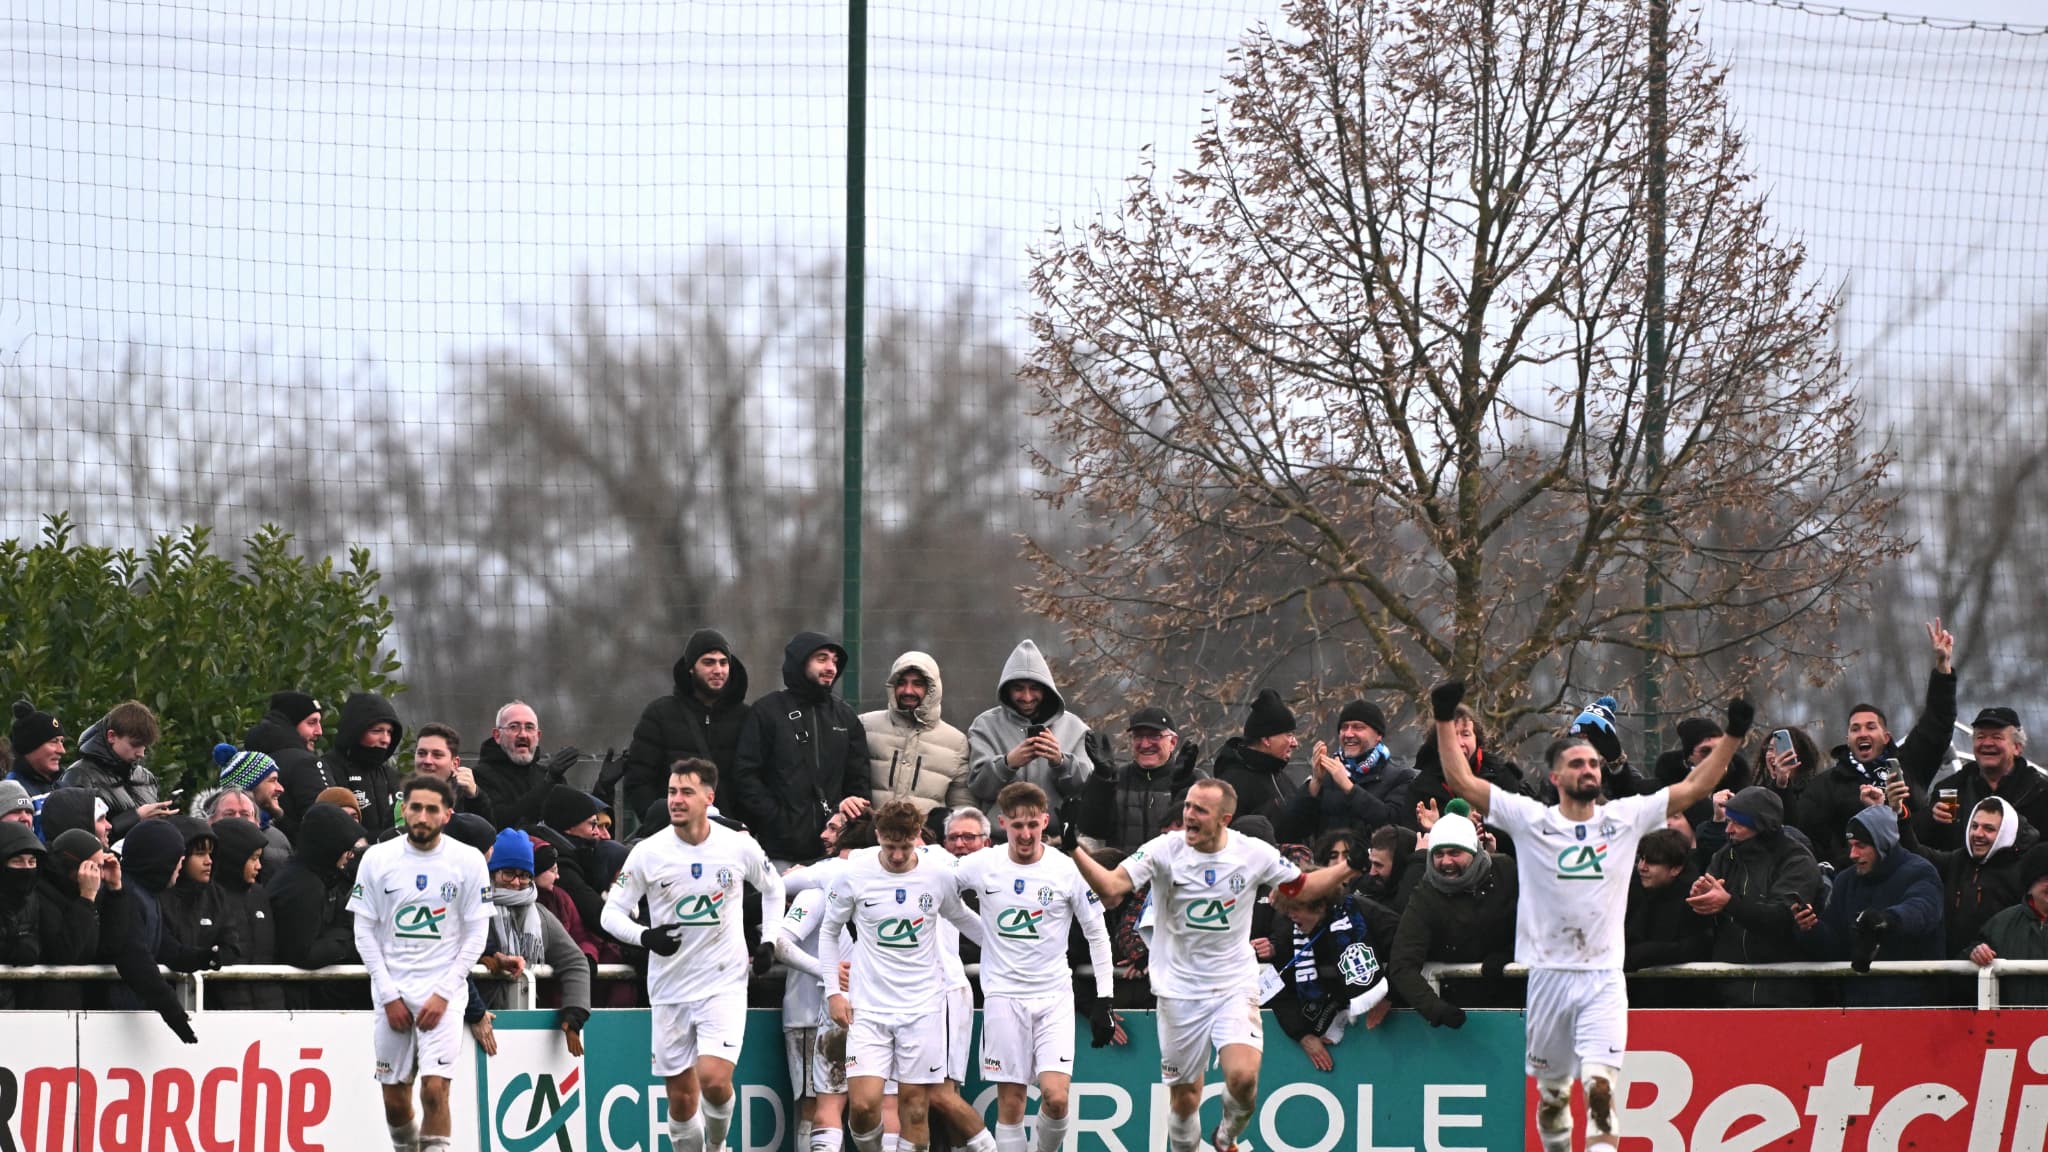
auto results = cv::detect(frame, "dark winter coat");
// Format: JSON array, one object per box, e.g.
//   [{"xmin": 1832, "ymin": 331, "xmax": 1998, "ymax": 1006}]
[
  {"xmin": 161, "ymin": 873, "xmax": 239, "ymax": 976},
  {"xmin": 473, "ymin": 738, "xmax": 563, "ymax": 832},
  {"xmin": 1900, "ymin": 796, "xmax": 2032, "ymax": 958},
  {"xmin": 624, "ymin": 629, "xmax": 751, "ymax": 820},
  {"xmin": 1263, "ymin": 894, "xmax": 1403, "ymax": 1040},
  {"xmin": 1701, "ymin": 790, "xmax": 1825, "ymax": 1006},
  {"xmin": 269, "ymin": 803, "xmax": 370, "ymax": 1009},
  {"xmin": 0, "ymin": 826, "xmax": 45, "ymax": 1009},
  {"xmin": 273, "ymin": 746, "xmax": 336, "ymax": 839},
  {"xmin": 57, "ymin": 717, "xmax": 163, "ymax": 840},
  {"xmin": 1800, "ymin": 807, "xmax": 1945, "ymax": 1006},
  {"xmin": 1388, "ymin": 852, "xmax": 1519, "ymax": 1023},
  {"xmin": 1078, "ymin": 740, "xmax": 1209, "ymax": 851},
  {"xmin": 28, "ymin": 846, "xmax": 102, "ymax": 1010},
  {"xmin": 1623, "ymin": 866, "xmax": 1712, "ymax": 1007},
  {"xmin": 529, "ymin": 823, "xmax": 627, "ymax": 947},
  {"xmin": 1799, "ymin": 667, "xmax": 1956, "ymax": 866},
  {"xmin": 329, "ymin": 693, "xmax": 405, "ymax": 835},
  {"xmin": 1405, "ymin": 744, "xmax": 1531, "ymax": 845},
  {"xmin": 1975, "ymin": 901, "xmax": 2048, "ymax": 1004},
  {"xmin": 105, "ymin": 821, "xmax": 198, "ymax": 1034},
  {"xmin": 1925, "ymin": 758, "xmax": 2048, "ymax": 857},
  {"xmin": 729, "ymin": 632, "xmax": 872, "ymax": 861},
  {"xmin": 38, "ymin": 787, "xmax": 102, "ymax": 845},
  {"xmin": 210, "ymin": 817, "xmax": 284, "ymax": 1010},
  {"xmin": 1212, "ymin": 738, "xmax": 1306, "ymax": 830},
  {"xmin": 1282, "ymin": 747, "xmax": 1417, "ymax": 845}
]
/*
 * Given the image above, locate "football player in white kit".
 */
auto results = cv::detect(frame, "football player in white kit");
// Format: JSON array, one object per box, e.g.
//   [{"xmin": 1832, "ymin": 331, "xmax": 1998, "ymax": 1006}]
[
  {"xmin": 1071, "ymin": 777, "xmax": 1361, "ymax": 1152},
  {"xmin": 601, "ymin": 758, "xmax": 786, "ymax": 1152},
  {"xmin": 958, "ymin": 783, "xmax": 1123, "ymax": 1152},
  {"xmin": 349, "ymin": 774, "xmax": 493, "ymax": 1152},
  {"xmin": 1429, "ymin": 681, "xmax": 1746, "ymax": 1152},
  {"xmin": 821, "ymin": 800, "xmax": 1000, "ymax": 1152},
  {"xmin": 776, "ymin": 814, "xmax": 878, "ymax": 1152}
]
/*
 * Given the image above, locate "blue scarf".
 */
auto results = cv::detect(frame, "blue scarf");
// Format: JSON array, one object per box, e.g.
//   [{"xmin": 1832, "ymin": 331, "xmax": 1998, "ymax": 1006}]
[{"xmin": 1341, "ymin": 744, "xmax": 1392, "ymax": 787}]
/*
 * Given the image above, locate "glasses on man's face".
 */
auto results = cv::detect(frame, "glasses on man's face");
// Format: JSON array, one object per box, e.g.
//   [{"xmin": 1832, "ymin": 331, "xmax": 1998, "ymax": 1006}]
[
  {"xmin": 500, "ymin": 722, "xmax": 539, "ymax": 734},
  {"xmin": 945, "ymin": 832, "xmax": 984, "ymax": 844},
  {"xmin": 493, "ymin": 872, "xmax": 533, "ymax": 888}
]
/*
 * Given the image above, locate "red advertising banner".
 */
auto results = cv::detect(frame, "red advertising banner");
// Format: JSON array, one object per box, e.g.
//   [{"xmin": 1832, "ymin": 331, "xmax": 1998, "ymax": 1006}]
[{"xmin": 1608, "ymin": 1009, "xmax": 2048, "ymax": 1152}]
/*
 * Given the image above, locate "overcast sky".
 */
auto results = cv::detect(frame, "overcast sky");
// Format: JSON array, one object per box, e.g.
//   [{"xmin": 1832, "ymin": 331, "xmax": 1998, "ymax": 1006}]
[{"xmin": 4, "ymin": 0, "xmax": 2045, "ymax": 413}]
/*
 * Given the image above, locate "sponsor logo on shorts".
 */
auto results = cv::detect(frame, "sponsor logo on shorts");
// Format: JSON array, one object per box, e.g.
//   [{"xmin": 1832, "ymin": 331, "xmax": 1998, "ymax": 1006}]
[
  {"xmin": 395, "ymin": 904, "xmax": 449, "ymax": 939},
  {"xmin": 1185, "ymin": 897, "xmax": 1236, "ymax": 932},
  {"xmin": 876, "ymin": 917, "xmax": 926, "ymax": 948},
  {"xmin": 996, "ymin": 907, "xmax": 1045, "ymax": 939},
  {"xmin": 983, "ymin": 1055, "xmax": 1004, "ymax": 1073},
  {"xmin": 1160, "ymin": 1060, "xmax": 1181, "ymax": 1079},
  {"xmin": 674, "ymin": 891, "xmax": 727, "ymax": 925},
  {"xmin": 1556, "ymin": 844, "xmax": 1607, "ymax": 880}
]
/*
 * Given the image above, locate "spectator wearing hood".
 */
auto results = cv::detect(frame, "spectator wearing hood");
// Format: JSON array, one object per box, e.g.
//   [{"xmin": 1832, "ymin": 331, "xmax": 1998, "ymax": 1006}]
[
  {"xmin": 1900, "ymin": 795, "xmax": 2031, "ymax": 959},
  {"xmin": 1796, "ymin": 805, "xmax": 1944, "ymax": 1006},
  {"xmin": 623, "ymin": 629, "xmax": 751, "ymax": 819},
  {"xmin": 106, "ymin": 819, "xmax": 200, "ymax": 1042},
  {"xmin": 1923, "ymin": 708, "xmax": 2048, "ymax": 856},
  {"xmin": 30, "ymin": 828, "xmax": 107, "ymax": 1009},
  {"xmin": 731, "ymin": 631, "xmax": 872, "ymax": 862},
  {"xmin": 1970, "ymin": 844, "xmax": 2048, "ymax": 1004},
  {"xmin": 160, "ymin": 816, "xmax": 239, "ymax": 979},
  {"xmin": 1387, "ymin": 812, "xmax": 1520, "ymax": 1028},
  {"xmin": 1801, "ymin": 622, "xmax": 1957, "ymax": 869},
  {"xmin": 966, "ymin": 640, "xmax": 1095, "ymax": 839},
  {"xmin": 38, "ymin": 786, "xmax": 109, "ymax": 847},
  {"xmin": 325, "ymin": 692, "xmax": 404, "ymax": 835},
  {"xmin": 0, "ymin": 824, "xmax": 46, "ymax": 1008},
  {"xmin": 1361, "ymin": 824, "xmax": 1422, "ymax": 911},
  {"xmin": 1287, "ymin": 698, "xmax": 1417, "ymax": 845},
  {"xmin": 1077, "ymin": 706, "xmax": 1208, "ymax": 853},
  {"xmin": 214, "ymin": 744, "xmax": 292, "ymax": 878},
  {"xmin": 1683, "ymin": 786, "xmax": 1823, "ymax": 1007},
  {"xmin": 474, "ymin": 701, "xmax": 582, "ymax": 832},
  {"xmin": 271, "ymin": 802, "xmax": 371, "ymax": 1009},
  {"xmin": 58, "ymin": 701, "xmax": 170, "ymax": 839},
  {"xmin": 209, "ymin": 817, "xmax": 284, "ymax": 1010},
  {"xmin": 6, "ymin": 701, "xmax": 66, "ymax": 797},
  {"xmin": 1210, "ymin": 689, "xmax": 1307, "ymax": 831},
  {"xmin": 860, "ymin": 651, "xmax": 972, "ymax": 818}
]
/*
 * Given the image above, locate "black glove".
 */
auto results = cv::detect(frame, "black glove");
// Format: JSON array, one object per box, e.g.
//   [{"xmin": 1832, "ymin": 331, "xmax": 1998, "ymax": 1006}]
[
  {"xmin": 1423, "ymin": 1002, "xmax": 1467, "ymax": 1029},
  {"xmin": 1083, "ymin": 731, "xmax": 1117, "ymax": 782},
  {"xmin": 558, "ymin": 1004, "xmax": 591, "ymax": 1033},
  {"xmin": 547, "ymin": 745, "xmax": 584, "ymax": 781},
  {"xmin": 1724, "ymin": 698, "xmax": 1755, "ymax": 741},
  {"xmin": 1431, "ymin": 681, "xmax": 1466, "ymax": 722},
  {"xmin": 642, "ymin": 923, "xmax": 684, "ymax": 957},
  {"xmin": 1480, "ymin": 952, "xmax": 1511, "ymax": 981},
  {"xmin": 1851, "ymin": 907, "xmax": 1897, "ymax": 973},
  {"xmin": 1088, "ymin": 998, "xmax": 1117, "ymax": 1048},
  {"xmin": 166, "ymin": 1011, "xmax": 199, "ymax": 1045},
  {"xmin": 1058, "ymin": 820, "xmax": 1081, "ymax": 854},
  {"xmin": 752, "ymin": 940, "xmax": 776, "ymax": 976}
]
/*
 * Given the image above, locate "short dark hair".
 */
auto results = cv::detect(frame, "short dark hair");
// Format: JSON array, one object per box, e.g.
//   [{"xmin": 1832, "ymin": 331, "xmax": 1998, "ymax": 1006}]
[
  {"xmin": 400, "ymin": 773, "xmax": 456, "ymax": 810},
  {"xmin": 1370, "ymin": 824, "xmax": 1408, "ymax": 854},
  {"xmin": 1546, "ymin": 735, "xmax": 1596, "ymax": 773},
  {"xmin": 875, "ymin": 799, "xmax": 923, "ymax": 842},
  {"xmin": 670, "ymin": 757, "xmax": 718, "ymax": 791},
  {"xmin": 997, "ymin": 781, "xmax": 1048, "ymax": 816},
  {"xmin": 1638, "ymin": 827, "xmax": 1689, "ymax": 870},
  {"xmin": 836, "ymin": 813, "xmax": 878, "ymax": 853},
  {"xmin": 415, "ymin": 722, "xmax": 461, "ymax": 758},
  {"xmin": 106, "ymin": 700, "xmax": 159, "ymax": 744},
  {"xmin": 1847, "ymin": 702, "xmax": 1889, "ymax": 728}
]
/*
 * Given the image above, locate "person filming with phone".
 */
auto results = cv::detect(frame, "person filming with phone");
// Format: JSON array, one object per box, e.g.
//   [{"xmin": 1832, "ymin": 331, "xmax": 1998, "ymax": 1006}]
[{"xmin": 968, "ymin": 639, "xmax": 1096, "ymax": 838}]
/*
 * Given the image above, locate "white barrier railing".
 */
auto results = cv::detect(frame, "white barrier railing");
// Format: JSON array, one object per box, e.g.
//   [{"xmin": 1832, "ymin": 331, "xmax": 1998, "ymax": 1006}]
[
  {"xmin": 0, "ymin": 963, "xmax": 552, "ymax": 1011},
  {"xmin": 1418, "ymin": 958, "xmax": 2048, "ymax": 1010}
]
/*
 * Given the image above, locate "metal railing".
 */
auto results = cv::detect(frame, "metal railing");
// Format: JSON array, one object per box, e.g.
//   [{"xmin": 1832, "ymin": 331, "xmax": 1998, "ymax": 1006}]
[
  {"xmin": 1420, "ymin": 959, "xmax": 2048, "ymax": 1010},
  {"xmin": 0, "ymin": 963, "xmax": 555, "ymax": 1011}
]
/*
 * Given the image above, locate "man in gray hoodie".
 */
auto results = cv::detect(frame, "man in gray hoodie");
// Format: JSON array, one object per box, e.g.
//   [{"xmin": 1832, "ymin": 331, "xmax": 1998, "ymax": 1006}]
[{"xmin": 967, "ymin": 640, "xmax": 1095, "ymax": 833}]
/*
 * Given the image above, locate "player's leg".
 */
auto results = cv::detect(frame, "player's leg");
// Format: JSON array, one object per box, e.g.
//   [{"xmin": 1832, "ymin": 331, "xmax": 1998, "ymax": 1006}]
[
  {"xmin": 654, "ymin": 1003, "xmax": 707, "ymax": 1152},
  {"xmin": 928, "ymin": 985, "xmax": 995, "ymax": 1152},
  {"xmin": 985, "ymin": 993, "xmax": 1039, "ymax": 1152},
  {"xmin": 845, "ymin": 1013, "xmax": 894, "ymax": 1152},
  {"xmin": 898, "ymin": 1083, "xmax": 933, "ymax": 1152},
  {"xmin": 381, "ymin": 1083, "xmax": 418, "ymax": 1152},
  {"xmin": 417, "ymin": 1077, "xmax": 452, "ymax": 1150},
  {"xmin": 1575, "ymin": 970, "xmax": 1631, "ymax": 1152},
  {"xmin": 1030, "ymin": 995, "xmax": 1075, "ymax": 1152},
  {"xmin": 1033, "ymin": 1073, "xmax": 1073, "ymax": 1152},
  {"xmin": 373, "ymin": 1007, "xmax": 420, "ymax": 1151},
  {"xmin": 1155, "ymin": 997, "xmax": 1210, "ymax": 1152},
  {"xmin": 1523, "ymin": 970, "xmax": 1579, "ymax": 1152},
  {"xmin": 1208, "ymin": 989, "xmax": 1265, "ymax": 1152},
  {"xmin": 694, "ymin": 989, "xmax": 748, "ymax": 1152},
  {"xmin": 411, "ymin": 1001, "xmax": 465, "ymax": 1150},
  {"xmin": 697, "ymin": 1056, "xmax": 739, "ymax": 1152},
  {"xmin": 789, "ymin": 1027, "xmax": 820, "ymax": 1152},
  {"xmin": 812, "ymin": 1022, "xmax": 852, "ymax": 1152}
]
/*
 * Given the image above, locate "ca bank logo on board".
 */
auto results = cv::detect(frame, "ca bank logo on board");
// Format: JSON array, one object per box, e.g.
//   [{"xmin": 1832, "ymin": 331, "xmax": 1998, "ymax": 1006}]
[{"xmin": 478, "ymin": 1025, "xmax": 585, "ymax": 1152}]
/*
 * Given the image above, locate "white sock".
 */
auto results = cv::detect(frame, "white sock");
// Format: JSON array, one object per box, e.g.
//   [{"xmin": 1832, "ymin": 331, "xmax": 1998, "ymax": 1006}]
[
  {"xmin": 672, "ymin": 1111, "xmax": 706, "ymax": 1152},
  {"xmin": 1220, "ymin": 1095, "xmax": 1254, "ymax": 1144},
  {"xmin": 884, "ymin": 1137, "xmax": 903, "ymax": 1152},
  {"xmin": 1034, "ymin": 1112, "xmax": 1068, "ymax": 1152},
  {"xmin": 1538, "ymin": 1129, "xmax": 1572, "ymax": 1152},
  {"xmin": 703, "ymin": 1094, "xmax": 736, "ymax": 1152},
  {"xmin": 1167, "ymin": 1112, "xmax": 1201, "ymax": 1152},
  {"xmin": 799, "ymin": 1120, "xmax": 814, "ymax": 1152},
  {"xmin": 995, "ymin": 1122, "xmax": 1028, "ymax": 1152},
  {"xmin": 813, "ymin": 1129, "xmax": 846, "ymax": 1152},
  {"xmin": 963, "ymin": 1128, "xmax": 997, "ymax": 1152},
  {"xmin": 852, "ymin": 1125, "xmax": 885, "ymax": 1152},
  {"xmin": 388, "ymin": 1120, "xmax": 418, "ymax": 1151},
  {"xmin": 420, "ymin": 1139, "xmax": 450, "ymax": 1152}
]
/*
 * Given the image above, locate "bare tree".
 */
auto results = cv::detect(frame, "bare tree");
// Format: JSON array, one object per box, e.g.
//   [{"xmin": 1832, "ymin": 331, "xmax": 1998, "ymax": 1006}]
[{"xmin": 1022, "ymin": 0, "xmax": 1905, "ymax": 744}]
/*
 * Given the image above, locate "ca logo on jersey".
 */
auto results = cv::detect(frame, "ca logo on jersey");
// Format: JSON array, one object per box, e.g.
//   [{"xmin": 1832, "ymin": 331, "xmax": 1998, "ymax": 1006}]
[
  {"xmin": 876, "ymin": 917, "xmax": 925, "ymax": 948},
  {"xmin": 1185, "ymin": 897, "xmax": 1236, "ymax": 931},
  {"xmin": 995, "ymin": 907, "xmax": 1044, "ymax": 939},
  {"xmin": 1556, "ymin": 844, "xmax": 1607, "ymax": 880},
  {"xmin": 674, "ymin": 890, "xmax": 726, "ymax": 925},
  {"xmin": 395, "ymin": 904, "xmax": 448, "ymax": 939}
]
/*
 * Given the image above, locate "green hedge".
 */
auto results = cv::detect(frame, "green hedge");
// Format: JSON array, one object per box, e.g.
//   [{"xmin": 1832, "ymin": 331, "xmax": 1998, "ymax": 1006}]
[{"xmin": 0, "ymin": 514, "xmax": 403, "ymax": 794}]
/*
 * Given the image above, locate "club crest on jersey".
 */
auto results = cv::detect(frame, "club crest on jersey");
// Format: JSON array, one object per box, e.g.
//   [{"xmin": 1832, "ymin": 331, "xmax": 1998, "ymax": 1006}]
[
  {"xmin": 1204, "ymin": 868, "xmax": 1217, "ymax": 886},
  {"xmin": 896, "ymin": 888, "xmax": 907, "ymax": 904},
  {"xmin": 1039, "ymin": 886, "xmax": 1056, "ymax": 907},
  {"xmin": 692, "ymin": 863, "xmax": 703, "ymax": 879},
  {"xmin": 718, "ymin": 867, "xmax": 735, "ymax": 888},
  {"xmin": 1014, "ymin": 879, "xmax": 1027, "ymax": 895},
  {"xmin": 415, "ymin": 874, "xmax": 428, "ymax": 891},
  {"xmin": 1575, "ymin": 825, "xmax": 1587, "ymax": 841},
  {"xmin": 1600, "ymin": 819, "xmax": 1619, "ymax": 839},
  {"xmin": 440, "ymin": 881, "xmax": 459, "ymax": 902},
  {"xmin": 918, "ymin": 893, "xmax": 936, "ymax": 913},
  {"xmin": 1227, "ymin": 876, "xmax": 1246, "ymax": 894}
]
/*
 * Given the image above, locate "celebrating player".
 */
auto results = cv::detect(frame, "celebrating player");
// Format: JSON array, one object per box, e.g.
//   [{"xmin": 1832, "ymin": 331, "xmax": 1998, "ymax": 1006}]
[
  {"xmin": 1071, "ymin": 777, "xmax": 1360, "ymax": 1152},
  {"xmin": 958, "ymin": 782, "xmax": 1122, "ymax": 1152},
  {"xmin": 349, "ymin": 775, "xmax": 493, "ymax": 1152},
  {"xmin": 601, "ymin": 758, "xmax": 786, "ymax": 1152},
  {"xmin": 1430, "ymin": 681, "xmax": 1745, "ymax": 1152}
]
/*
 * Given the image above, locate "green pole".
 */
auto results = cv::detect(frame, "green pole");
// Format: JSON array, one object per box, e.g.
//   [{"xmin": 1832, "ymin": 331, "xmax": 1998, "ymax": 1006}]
[
  {"xmin": 1641, "ymin": 0, "xmax": 1669, "ymax": 760},
  {"xmin": 842, "ymin": 0, "xmax": 867, "ymax": 706}
]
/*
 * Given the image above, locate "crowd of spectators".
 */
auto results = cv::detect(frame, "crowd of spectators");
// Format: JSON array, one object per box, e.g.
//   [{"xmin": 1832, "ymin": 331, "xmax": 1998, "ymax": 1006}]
[{"xmin": 1, "ymin": 622, "xmax": 2040, "ymax": 1069}]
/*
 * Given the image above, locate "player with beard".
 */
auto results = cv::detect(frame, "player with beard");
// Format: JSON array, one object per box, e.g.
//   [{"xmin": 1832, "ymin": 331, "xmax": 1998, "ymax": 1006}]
[
  {"xmin": 601, "ymin": 758, "xmax": 785, "ymax": 1152},
  {"xmin": 474, "ymin": 701, "xmax": 583, "ymax": 830},
  {"xmin": 1430, "ymin": 682, "xmax": 1747, "ymax": 1152},
  {"xmin": 348, "ymin": 775, "xmax": 492, "ymax": 1152}
]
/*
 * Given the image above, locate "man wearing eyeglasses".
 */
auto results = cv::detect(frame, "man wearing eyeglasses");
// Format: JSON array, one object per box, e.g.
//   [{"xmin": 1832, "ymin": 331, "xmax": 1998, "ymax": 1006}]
[{"xmin": 1074, "ymin": 708, "xmax": 1209, "ymax": 852}]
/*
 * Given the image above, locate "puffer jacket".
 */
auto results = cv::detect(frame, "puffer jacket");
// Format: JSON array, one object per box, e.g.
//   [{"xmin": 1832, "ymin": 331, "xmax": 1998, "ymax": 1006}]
[
  {"xmin": 729, "ymin": 632, "xmax": 872, "ymax": 861},
  {"xmin": 1078, "ymin": 739, "xmax": 1209, "ymax": 851},
  {"xmin": 1702, "ymin": 787, "xmax": 1825, "ymax": 1006},
  {"xmin": 966, "ymin": 640, "xmax": 1095, "ymax": 830},
  {"xmin": 1800, "ymin": 806, "xmax": 1945, "ymax": 1006},
  {"xmin": 57, "ymin": 716, "xmax": 162, "ymax": 840},
  {"xmin": 860, "ymin": 651, "xmax": 972, "ymax": 817},
  {"xmin": 1900, "ymin": 796, "xmax": 2033, "ymax": 957},
  {"xmin": 623, "ymin": 628, "xmax": 752, "ymax": 819}
]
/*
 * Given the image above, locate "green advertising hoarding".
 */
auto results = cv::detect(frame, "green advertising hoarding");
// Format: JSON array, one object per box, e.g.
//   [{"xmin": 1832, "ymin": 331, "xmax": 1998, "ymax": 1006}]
[{"xmin": 478, "ymin": 1008, "xmax": 1525, "ymax": 1152}]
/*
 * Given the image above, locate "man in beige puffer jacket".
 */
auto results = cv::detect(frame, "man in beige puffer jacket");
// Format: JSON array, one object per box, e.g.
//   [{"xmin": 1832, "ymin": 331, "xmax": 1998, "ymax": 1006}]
[{"xmin": 860, "ymin": 651, "xmax": 973, "ymax": 817}]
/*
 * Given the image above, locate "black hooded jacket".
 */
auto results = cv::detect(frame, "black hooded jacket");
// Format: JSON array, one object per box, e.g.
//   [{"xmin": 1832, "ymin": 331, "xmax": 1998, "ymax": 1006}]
[
  {"xmin": 106, "ymin": 820, "xmax": 200, "ymax": 1031},
  {"xmin": 58, "ymin": 717, "xmax": 163, "ymax": 840},
  {"xmin": 38, "ymin": 787, "xmax": 100, "ymax": 844},
  {"xmin": 1702, "ymin": 787, "xmax": 1825, "ymax": 1006},
  {"xmin": 29, "ymin": 830, "xmax": 104, "ymax": 1010},
  {"xmin": 331, "ymin": 693, "xmax": 404, "ymax": 835},
  {"xmin": 160, "ymin": 819, "xmax": 238, "ymax": 978},
  {"xmin": 624, "ymin": 629, "xmax": 751, "ymax": 820},
  {"xmin": 270, "ymin": 803, "xmax": 369, "ymax": 1008},
  {"xmin": 209, "ymin": 817, "xmax": 285, "ymax": 1010},
  {"xmin": 729, "ymin": 632, "xmax": 872, "ymax": 860},
  {"xmin": 0, "ymin": 825, "xmax": 44, "ymax": 1007}
]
